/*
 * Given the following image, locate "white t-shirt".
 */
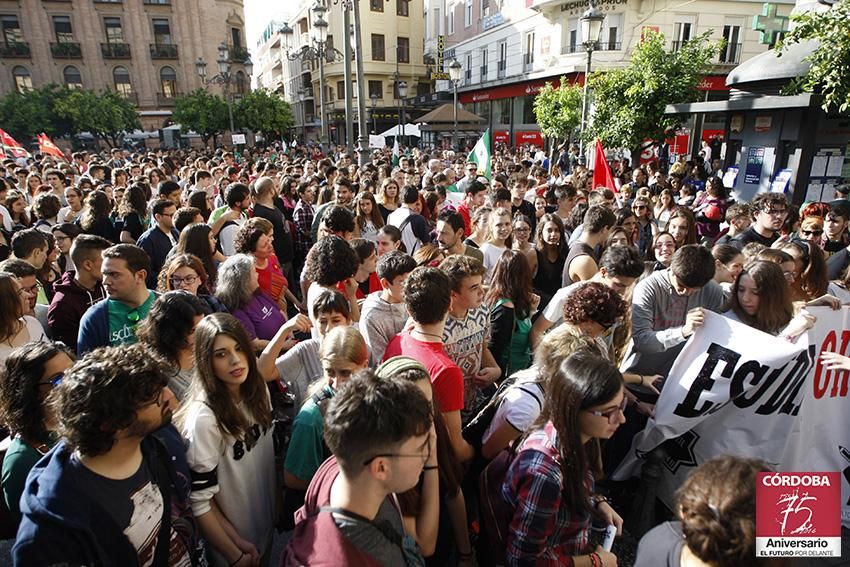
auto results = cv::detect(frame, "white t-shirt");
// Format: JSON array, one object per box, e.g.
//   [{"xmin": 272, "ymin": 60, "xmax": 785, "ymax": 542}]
[
  {"xmin": 0, "ymin": 204, "xmax": 12, "ymax": 231},
  {"xmin": 0, "ymin": 316, "xmax": 46, "ymax": 365},
  {"xmin": 218, "ymin": 218, "xmax": 245, "ymax": 257},
  {"xmin": 482, "ymin": 372, "xmax": 545, "ymax": 446},
  {"xmin": 182, "ymin": 391, "xmax": 276, "ymax": 565},
  {"xmin": 480, "ymin": 243, "xmax": 507, "ymax": 281}
]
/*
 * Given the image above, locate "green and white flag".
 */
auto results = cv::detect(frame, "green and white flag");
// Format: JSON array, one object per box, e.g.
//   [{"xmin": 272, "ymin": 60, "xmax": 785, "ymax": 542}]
[
  {"xmin": 467, "ymin": 128, "xmax": 491, "ymax": 180},
  {"xmin": 392, "ymin": 138, "xmax": 400, "ymax": 167}
]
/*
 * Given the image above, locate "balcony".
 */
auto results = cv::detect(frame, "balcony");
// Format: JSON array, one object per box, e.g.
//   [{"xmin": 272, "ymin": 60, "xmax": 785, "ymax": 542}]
[
  {"xmin": 229, "ymin": 44, "xmax": 249, "ymax": 62},
  {"xmin": 522, "ymin": 53, "xmax": 533, "ymax": 72},
  {"xmin": 50, "ymin": 42, "xmax": 82, "ymax": 59},
  {"xmin": 157, "ymin": 92, "xmax": 181, "ymax": 106},
  {"xmin": 718, "ymin": 43, "xmax": 742, "ymax": 65},
  {"xmin": 143, "ymin": 0, "xmax": 171, "ymax": 4},
  {"xmin": 0, "ymin": 42, "xmax": 30, "ymax": 58},
  {"xmin": 101, "ymin": 42, "xmax": 131, "ymax": 59},
  {"xmin": 480, "ymin": 65, "xmax": 487, "ymax": 80},
  {"xmin": 149, "ymin": 43, "xmax": 178, "ymax": 59},
  {"xmin": 497, "ymin": 59, "xmax": 506, "ymax": 79},
  {"xmin": 564, "ymin": 41, "xmax": 622, "ymax": 54}
]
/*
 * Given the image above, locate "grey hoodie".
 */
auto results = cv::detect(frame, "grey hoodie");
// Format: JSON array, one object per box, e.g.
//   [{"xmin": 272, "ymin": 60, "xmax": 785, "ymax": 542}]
[{"xmin": 359, "ymin": 292, "xmax": 408, "ymax": 364}]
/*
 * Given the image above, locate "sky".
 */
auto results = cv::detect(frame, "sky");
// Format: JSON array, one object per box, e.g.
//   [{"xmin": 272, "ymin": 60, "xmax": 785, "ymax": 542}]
[{"xmin": 244, "ymin": 0, "xmax": 290, "ymax": 51}]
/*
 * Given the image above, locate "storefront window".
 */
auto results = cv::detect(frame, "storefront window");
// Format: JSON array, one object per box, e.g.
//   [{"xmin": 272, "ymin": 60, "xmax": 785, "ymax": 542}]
[
  {"xmin": 493, "ymin": 98, "xmax": 511, "ymax": 125},
  {"xmin": 512, "ymin": 95, "xmax": 536, "ymax": 126},
  {"xmin": 473, "ymin": 101, "xmax": 491, "ymax": 123}
]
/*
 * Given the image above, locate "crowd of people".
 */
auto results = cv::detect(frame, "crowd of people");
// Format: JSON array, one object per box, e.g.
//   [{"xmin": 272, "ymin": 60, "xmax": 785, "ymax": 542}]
[{"xmin": 0, "ymin": 140, "xmax": 848, "ymax": 566}]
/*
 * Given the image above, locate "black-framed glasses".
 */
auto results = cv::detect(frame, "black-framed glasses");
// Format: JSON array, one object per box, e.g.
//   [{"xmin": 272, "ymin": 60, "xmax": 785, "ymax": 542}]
[
  {"xmin": 170, "ymin": 275, "xmax": 198, "ymax": 286},
  {"xmin": 801, "ymin": 229, "xmax": 823, "ymax": 237},
  {"xmin": 362, "ymin": 439, "xmax": 432, "ymax": 466},
  {"xmin": 584, "ymin": 397, "xmax": 628, "ymax": 424},
  {"xmin": 38, "ymin": 372, "xmax": 63, "ymax": 387},
  {"xmin": 762, "ymin": 207, "xmax": 788, "ymax": 217}
]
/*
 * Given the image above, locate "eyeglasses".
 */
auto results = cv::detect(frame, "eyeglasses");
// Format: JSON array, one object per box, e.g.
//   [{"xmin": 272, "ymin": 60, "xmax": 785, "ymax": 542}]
[
  {"xmin": 783, "ymin": 271, "xmax": 798, "ymax": 282},
  {"xmin": 170, "ymin": 275, "xmax": 198, "ymax": 286},
  {"xmin": 801, "ymin": 229, "xmax": 823, "ymax": 237},
  {"xmin": 633, "ymin": 205, "xmax": 647, "ymax": 210},
  {"xmin": 762, "ymin": 208, "xmax": 788, "ymax": 217},
  {"xmin": 362, "ymin": 435, "xmax": 432, "ymax": 466},
  {"xmin": 584, "ymin": 397, "xmax": 627, "ymax": 424},
  {"xmin": 18, "ymin": 283, "xmax": 38, "ymax": 296},
  {"xmin": 513, "ymin": 227, "xmax": 531, "ymax": 233},
  {"xmin": 38, "ymin": 372, "xmax": 63, "ymax": 387}
]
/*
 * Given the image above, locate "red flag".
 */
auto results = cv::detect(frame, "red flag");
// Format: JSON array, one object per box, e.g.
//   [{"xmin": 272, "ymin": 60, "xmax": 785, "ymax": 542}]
[
  {"xmin": 0, "ymin": 128, "xmax": 30, "ymax": 159},
  {"xmin": 592, "ymin": 139, "xmax": 616, "ymax": 192},
  {"xmin": 37, "ymin": 133, "xmax": 66, "ymax": 159}
]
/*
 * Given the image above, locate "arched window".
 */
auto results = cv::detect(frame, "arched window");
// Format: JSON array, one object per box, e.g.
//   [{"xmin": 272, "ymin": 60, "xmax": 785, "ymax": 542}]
[
  {"xmin": 12, "ymin": 66, "xmax": 32, "ymax": 93},
  {"xmin": 235, "ymin": 70, "xmax": 246, "ymax": 97},
  {"xmin": 63, "ymin": 65, "xmax": 82, "ymax": 89},
  {"xmin": 113, "ymin": 66, "xmax": 131, "ymax": 95},
  {"xmin": 160, "ymin": 66, "xmax": 176, "ymax": 97}
]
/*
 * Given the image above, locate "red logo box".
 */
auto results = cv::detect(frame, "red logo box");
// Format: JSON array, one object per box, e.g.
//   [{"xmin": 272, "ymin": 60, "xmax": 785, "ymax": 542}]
[{"xmin": 756, "ymin": 472, "xmax": 841, "ymax": 558}]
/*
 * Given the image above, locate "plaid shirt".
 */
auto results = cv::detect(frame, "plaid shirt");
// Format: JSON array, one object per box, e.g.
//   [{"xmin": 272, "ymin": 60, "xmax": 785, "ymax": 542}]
[
  {"xmin": 293, "ymin": 200, "xmax": 315, "ymax": 257},
  {"xmin": 502, "ymin": 422, "xmax": 592, "ymax": 566}
]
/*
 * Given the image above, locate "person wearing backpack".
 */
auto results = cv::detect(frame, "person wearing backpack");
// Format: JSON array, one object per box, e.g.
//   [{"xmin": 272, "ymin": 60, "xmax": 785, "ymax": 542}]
[{"xmin": 495, "ymin": 350, "xmax": 625, "ymax": 566}]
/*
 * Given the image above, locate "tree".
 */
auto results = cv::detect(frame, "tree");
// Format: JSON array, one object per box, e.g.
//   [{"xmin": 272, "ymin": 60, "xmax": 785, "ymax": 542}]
[
  {"xmin": 235, "ymin": 89, "xmax": 294, "ymax": 140},
  {"xmin": 54, "ymin": 89, "xmax": 140, "ymax": 147},
  {"xmin": 533, "ymin": 77, "xmax": 583, "ymax": 145},
  {"xmin": 0, "ymin": 84, "xmax": 75, "ymax": 141},
  {"xmin": 779, "ymin": 0, "xmax": 850, "ymax": 114},
  {"xmin": 172, "ymin": 88, "xmax": 229, "ymax": 147},
  {"xmin": 586, "ymin": 30, "xmax": 721, "ymax": 160}
]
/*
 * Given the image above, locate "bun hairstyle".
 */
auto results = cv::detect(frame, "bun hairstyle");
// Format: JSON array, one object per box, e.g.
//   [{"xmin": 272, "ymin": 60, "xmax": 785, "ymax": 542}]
[{"xmin": 677, "ymin": 455, "xmax": 770, "ymax": 567}]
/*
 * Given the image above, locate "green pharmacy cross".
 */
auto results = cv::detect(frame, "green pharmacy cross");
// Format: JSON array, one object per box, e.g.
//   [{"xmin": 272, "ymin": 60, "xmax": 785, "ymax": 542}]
[{"xmin": 752, "ymin": 2, "xmax": 789, "ymax": 46}]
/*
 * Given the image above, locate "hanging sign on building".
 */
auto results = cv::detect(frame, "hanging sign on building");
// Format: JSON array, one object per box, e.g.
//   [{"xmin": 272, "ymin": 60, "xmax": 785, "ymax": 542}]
[{"xmin": 434, "ymin": 36, "xmax": 450, "ymax": 81}]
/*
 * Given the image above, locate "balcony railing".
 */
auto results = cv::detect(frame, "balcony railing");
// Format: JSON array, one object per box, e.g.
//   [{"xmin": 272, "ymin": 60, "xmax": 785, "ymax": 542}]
[
  {"xmin": 0, "ymin": 42, "xmax": 30, "ymax": 58},
  {"xmin": 522, "ymin": 53, "xmax": 533, "ymax": 72},
  {"xmin": 229, "ymin": 44, "xmax": 249, "ymax": 62},
  {"xmin": 718, "ymin": 42, "xmax": 742, "ymax": 64},
  {"xmin": 150, "ymin": 43, "xmax": 178, "ymax": 58},
  {"xmin": 497, "ymin": 59, "xmax": 506, "ymax": 78},
  {"xmin": 50, "ymin": 42, "xmax": 82, "ymax": 58},
  {"xmin": 480, "ymin": 65, "xmax": 487, "ymax": 80},
  {"xmin": 565, "ymin": 41, "xmax": 622, "ymax": 54},
  {"xmin": 157, "ymin": 92, "xmax": 181, "ymax": 106},
  {"xmin": 101, "ymin": 42, "xmax": 131, "ymax": 58}
]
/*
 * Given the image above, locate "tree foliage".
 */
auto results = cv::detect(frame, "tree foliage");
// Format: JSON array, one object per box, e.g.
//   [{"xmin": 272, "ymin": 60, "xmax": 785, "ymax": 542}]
[
  {"xmin": 0, "ymin": 85, "xmax": 75, "ymax": 141},
  {"xmin": 235, "ymin": 89, "xmax": 294, "ymax": 139},
  {"xmin": 172, "ymin": 88, "xmax": 229, "ymax": 147},
  {"xmin": 54, "ymin": 89, "xmax": 140, "ymax": 147},
  {"xmin": 586, "ymin": 30, "xmax": 721, "ymax": 152},
  {"xmin": 779, "ymin": 0, "xmax": 850, "ymax": 113},
  {"xmin": 533, "ymin": 77, "xmax": 583, "ymax": 144}
]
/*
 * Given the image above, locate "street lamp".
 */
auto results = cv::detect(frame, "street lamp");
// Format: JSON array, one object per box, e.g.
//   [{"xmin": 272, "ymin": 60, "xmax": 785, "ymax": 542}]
[
  {"xmin": 578, "ymin": 3, "xmax": 604, "ymax": 154},
  {"xmin": 280, "ymin": 4, "xmax": 338, "ymax": 154},
  {"xmin": 449, "ymin": 59, "xmax": 462, "ymax": 152},
  {"xmin": 396, "ymin": 79, "xmax": 407, "ymax": 148},
  {"xmin": 196, "ymin": 41, "xmax": 253, "ymax": 145},
  {"xmin": 370, "ymin": 93, "xmax": 378, "ymax": 134}
]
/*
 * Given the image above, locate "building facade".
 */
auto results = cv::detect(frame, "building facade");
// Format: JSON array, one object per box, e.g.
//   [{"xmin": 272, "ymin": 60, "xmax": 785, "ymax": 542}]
[
  {"xmin": 0, "ymin": 0, "xmax": 251, "ymax": 133},
  {"xmin": 422, "ymin": 0, "xmax": 795, "ymax": 151},
  {"xmin": 258, "ymin": 0, "xmax": 430, "ymax": 148}
]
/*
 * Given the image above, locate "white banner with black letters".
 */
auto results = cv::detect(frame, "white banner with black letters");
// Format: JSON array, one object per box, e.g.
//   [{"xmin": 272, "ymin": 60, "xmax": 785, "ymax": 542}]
[{"xmin": 614, "ymin": 307, "xmax": 850, "ymax": 525}]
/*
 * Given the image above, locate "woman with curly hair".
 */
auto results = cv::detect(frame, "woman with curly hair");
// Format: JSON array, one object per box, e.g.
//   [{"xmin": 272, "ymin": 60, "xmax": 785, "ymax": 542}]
[
  {"xmin": 177, "ymin": 313, "xmax": 278, "ymax": 566},
  {"xmin": 486, "ymin": 249, "xmax": 537, "ymax": 377},
  {"xmin": 158, "ymin": 253, "xmax": 227, "ymax": 313},
  {"xmin": 215, "ymin": 254, "xmax": 286, "ymax": 349},
  {"xmin": 136, "ymin": 291, "xmax": 210, "ymax": 402},
  {"xmin": 233, "ymin": 217, "xmax": 301, "ymax": 310},
  {"xmin": 352, "ymin": 190, "xmax": 384, "ymax": 242},
  {"xmin": 635, "ymin": 456, "xmax": 770, "ymax": 567},
  {"xmin": 0, "ymin": 340, "xmax": 73, "ymax": 522},
  {"xmin": 174, "ymin": 223, "xmax": 222, "ymax": 291},
  {"xmin": 79, "ymin": 190, "xmax": 116, "ymax": 242},
  {"xmin": 31, "ymin": 192, "xmax": 61, "ymax": 232}
]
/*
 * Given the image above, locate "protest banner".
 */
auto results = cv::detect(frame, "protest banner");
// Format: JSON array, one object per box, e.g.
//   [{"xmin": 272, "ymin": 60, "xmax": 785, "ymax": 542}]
[{"xmin": 612, "ymin": 310, "xmax": 828, "ymax": 512}]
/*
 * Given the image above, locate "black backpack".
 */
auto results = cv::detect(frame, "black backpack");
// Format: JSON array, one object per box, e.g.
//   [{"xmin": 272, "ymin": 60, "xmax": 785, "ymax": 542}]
[{"xmin": 462, "ymin": 369, "xmax": 542, "ymax": 451}]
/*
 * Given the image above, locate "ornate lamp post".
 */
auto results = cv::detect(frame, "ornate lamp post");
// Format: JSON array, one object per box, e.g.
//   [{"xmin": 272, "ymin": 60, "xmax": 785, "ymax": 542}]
[
  {"xmin": 195, "ymin": 42, "xmax": 253, "ymax": 141},
  {"xmin": 578, "ymin": 3, "xmax": 604, "ymax": 154}
]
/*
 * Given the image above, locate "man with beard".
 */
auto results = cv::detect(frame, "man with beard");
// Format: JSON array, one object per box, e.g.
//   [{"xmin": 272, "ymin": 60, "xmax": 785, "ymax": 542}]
[{"xmin": 13, "ymin": 344, "xmax": 202, "ymax": 565}]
